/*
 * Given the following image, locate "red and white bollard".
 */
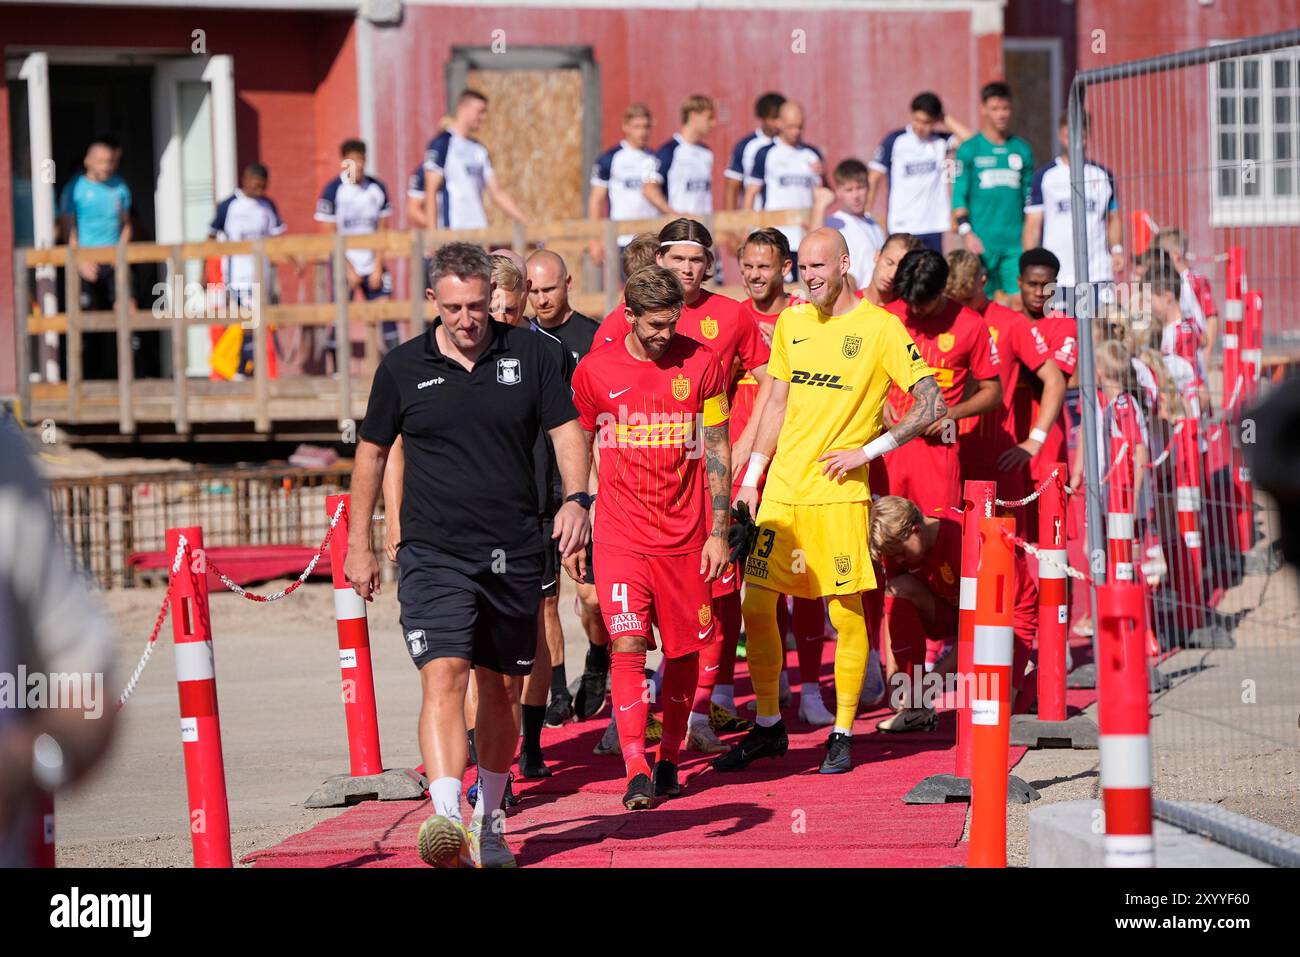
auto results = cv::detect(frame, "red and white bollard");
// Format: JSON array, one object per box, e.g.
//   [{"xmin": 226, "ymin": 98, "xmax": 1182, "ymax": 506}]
[
  {"xmin": 166, "ymin": 525, "xmax": 233, "ymax": 868},
  {"xmin": 1222, "ymin": 247, "xmax": 1244, "ymax": 411},
  {"xmin": 1106, "ymin": 436, "xmax": 1136, "ymax": 586},
  {"xmin": 303, "ymin": 496, "xmax": 424, "ymax": 808},
  {"xmin": 968, "ymin": 515, "xmax": 1016, "ymax": 868},
  {"xmin": 1173, "ymin": 419, "xmax": 1205, "ymax": 632},
  {"xmin": 956, "ymin": 480, "xmax": 995, "ymax": 781},
  {"xmin": 1097, "ymin": 582, "xmax": 1154, "ymax": 868},
  {"xmin": 1036, "ymin": 475, "xmax": 1069, "ymax": 722},
  {"xmin": 327, "ymin": 494, "xmax": 383, "ymax": 777},
  {"xmin": 1242, "ymin": 290, "xmax": 1263, "ymax": 402}
]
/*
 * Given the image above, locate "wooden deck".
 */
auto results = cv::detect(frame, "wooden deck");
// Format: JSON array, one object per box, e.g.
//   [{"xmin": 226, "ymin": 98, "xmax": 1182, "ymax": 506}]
[{"xmin": 14, "ymin": 210, "xmax": 803, "ymax": 440}]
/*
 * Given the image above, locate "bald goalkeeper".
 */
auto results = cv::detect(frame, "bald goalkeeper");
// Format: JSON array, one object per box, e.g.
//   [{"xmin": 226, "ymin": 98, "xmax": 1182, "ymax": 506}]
[{"xmin": 714, "ymin": 228, "xmax": 946, "ymax": 775}]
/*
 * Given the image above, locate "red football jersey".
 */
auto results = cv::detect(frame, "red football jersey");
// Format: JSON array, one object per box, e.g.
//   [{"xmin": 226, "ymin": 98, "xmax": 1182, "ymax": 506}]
[
  {"xmin": 572, "ymin": 334, "xmax": 729, "ymax": 554},
  {"xmin": 884, "ymin": 298, "xmax": 999, "ymax": 422},
  {"xmin": 596, "ymin": 289, "xmax": 769, "ymax": 398},
  {"xmin": 963, "ymin": 301, "xmax": 1050, "ymax": 463},
  {"xmin": 1019, "ymin": 311, "xmax": 1078, "ymax": 466},
  {"xmin": 728, "ymin": 295, "xmax": 805, "ymax": 442},
  {"xmin": 884, "ymin": 511, "xmax": 962, "ymax": 608}
]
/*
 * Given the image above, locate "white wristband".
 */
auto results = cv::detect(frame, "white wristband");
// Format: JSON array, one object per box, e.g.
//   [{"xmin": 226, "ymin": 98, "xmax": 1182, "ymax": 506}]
[
  {"xmin": 741, "ymin": 452, "xmax": 771, "ymax": 488},
  {"xmin": 862, "ymin": 432, "xmax": 899, "ymax": 462},
  {"xmin": 1029, "ymin": 428, "xmax": 1049, "ymax": 444}
]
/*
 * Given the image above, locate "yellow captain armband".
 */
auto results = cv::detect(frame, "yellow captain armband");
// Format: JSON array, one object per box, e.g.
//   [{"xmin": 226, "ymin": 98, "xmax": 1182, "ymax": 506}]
[{"xmin": 702, "ymin": 391, "xmax": 730, "ymax": 427}]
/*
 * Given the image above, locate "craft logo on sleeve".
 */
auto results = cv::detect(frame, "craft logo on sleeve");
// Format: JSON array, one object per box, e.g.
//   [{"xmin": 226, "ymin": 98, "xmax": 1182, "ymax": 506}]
[
  {"xmin": 496, "ymin": 357, "xmax": 521, "ymax": 385},
  {"xmin": 49, "ymin": 887, "xmax": 152, "ymax": 938}
]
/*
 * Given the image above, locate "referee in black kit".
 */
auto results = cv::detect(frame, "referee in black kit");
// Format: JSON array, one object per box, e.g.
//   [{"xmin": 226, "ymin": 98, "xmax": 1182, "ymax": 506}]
[{"xmin": 345, "ymin": 243, "xmax": 591, "ymax": 869}]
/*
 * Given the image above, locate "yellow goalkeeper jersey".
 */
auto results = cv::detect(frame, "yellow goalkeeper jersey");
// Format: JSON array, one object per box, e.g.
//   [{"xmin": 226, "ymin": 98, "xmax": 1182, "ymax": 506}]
[{"xmin": 764, "ymin": 297, "xmax": 932, "ymax": 505}]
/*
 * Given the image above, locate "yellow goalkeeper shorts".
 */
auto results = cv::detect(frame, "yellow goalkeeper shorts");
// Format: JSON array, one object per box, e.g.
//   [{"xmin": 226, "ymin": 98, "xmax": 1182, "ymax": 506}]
[{"xmin": 743, "ymin": 499, "xmax": 875, "ymax": 600}]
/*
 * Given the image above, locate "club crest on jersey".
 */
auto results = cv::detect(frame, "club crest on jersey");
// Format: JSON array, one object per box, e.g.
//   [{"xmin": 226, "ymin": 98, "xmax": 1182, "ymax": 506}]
[
  {"xmin": 1009, "ymin": 152, "xmax": 1024, "ymax": 170},
  {"xmin": 940, "ymin": 563, "xmax": 955, "ymax": 585},
  {"xmin": 700, "ymin": 317, "xmax": 719, "ymax": 339},
  {"xmin": 698, "ymin": 604, "xmax": 713, "ymax": 627},
  {"xmin": 835, "ymin": 554, "xmax": 852, "ymax": 576},
  {"xmin": 937, "ymin": 333, "xmax": 956, "ymax": 353},
  {"xmin": 497, "ymin": 358, "xmax": 521, "ymax": 385},
  {"xmin": 671, "ymin": 374, "xmax": 691, "ymax": 401},
  {"xmin": 842, "ymin": 335, "xmax": 862, "ymax": 358}
]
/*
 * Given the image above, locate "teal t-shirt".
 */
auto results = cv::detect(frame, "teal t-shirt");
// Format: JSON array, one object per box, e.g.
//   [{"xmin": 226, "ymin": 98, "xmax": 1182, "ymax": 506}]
[
  {"xmin": 952, "ymin": 133, "xmax": 1033, "ymax": 249},
  {"xmin": 58, "ymin": 173, "xmax": 131, "ymax": 247}
]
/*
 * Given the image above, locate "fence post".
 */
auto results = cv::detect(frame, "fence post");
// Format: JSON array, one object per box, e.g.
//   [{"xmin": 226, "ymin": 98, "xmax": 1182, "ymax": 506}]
[
  {"xmin": 168, "ymin": 246, "xmax": 190, "ymax": 434},
  {"xmin": 66, "ymin": 241, "xmax": 82, "ymax": 423},
  {"xmin": 410, "ymin": 228, "xmax": 427, "ymax": 335},
  {"xmin": 332, "ymin": 233, "xmax": 353, "ymax": 432},
  {"xmin": 252, "ymin": 237, "xmax": 271, "ymax": 433},
  {"xmin": 166, "ymin": 525, "xmax": 233, "ymax": 868},
  {"xmin": 1037, "ymin": 475, "xmax": 1069, "ymax": 720},
  {"xmin": 114, "ymin": 240, "xmax": 135, "ymax": 434},
  {"xmin": 1096, "ymin": 582, "xmax": 1154, "ymax": 868},
  {"xmin": 602, "ymin": 219, "xmax": 620, "ymax": 314}
]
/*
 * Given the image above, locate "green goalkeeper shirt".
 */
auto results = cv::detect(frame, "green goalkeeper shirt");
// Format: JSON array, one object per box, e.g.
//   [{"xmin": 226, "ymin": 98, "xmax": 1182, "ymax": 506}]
[{"xmin": 952, "ymin": 132, "xmax": 1034, "ymax": 249}]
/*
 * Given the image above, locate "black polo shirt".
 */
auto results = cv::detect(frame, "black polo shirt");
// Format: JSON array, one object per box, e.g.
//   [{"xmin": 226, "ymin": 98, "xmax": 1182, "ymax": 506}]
[
  {"xmin": 535, "ymin": 310, "xmax": 601, "ymax": 365},
  {"xmin": 360, "ymin": 319, "xmax": 578, "ymax": 562}
]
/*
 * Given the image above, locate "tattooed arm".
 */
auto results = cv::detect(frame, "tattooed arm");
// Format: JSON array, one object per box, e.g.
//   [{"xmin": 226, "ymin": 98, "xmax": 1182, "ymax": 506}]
[
  {"xmin": 819, "ymin": 375, "xmax": 948, "ymax": 480},
  {"xmin": 700, "ymin": 421, "xmax": 732, "ymax": 581}
]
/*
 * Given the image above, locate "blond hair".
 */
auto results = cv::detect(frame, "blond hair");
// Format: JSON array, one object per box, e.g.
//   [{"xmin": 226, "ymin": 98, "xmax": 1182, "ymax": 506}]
[
  {"xmin": 491, "ymin": 253, "xmax": 526, "ymax": 293},
  {"xmin": 681, "ymin": 94, "xmax": 715, "ymax": 124},
  {"xmin": 621, "ymin": 232, "xmax": 660, "ymax": 278},
  {"xmin": 623, "ymin": 102, "xmax": 652, "ymax": 123},
  {"xmin": 869, "ymin": 496, "xmax": 923, "ymax": 562},
  {"xmin": 944, "ymin": 249, "xmax": 984, "ymax": 303}
]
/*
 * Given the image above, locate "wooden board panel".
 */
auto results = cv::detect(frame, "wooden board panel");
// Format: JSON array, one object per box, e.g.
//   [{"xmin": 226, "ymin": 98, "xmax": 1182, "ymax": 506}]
[{"xmin": 466, "ymin": 68, "xmax": 585, "ymax": 233}]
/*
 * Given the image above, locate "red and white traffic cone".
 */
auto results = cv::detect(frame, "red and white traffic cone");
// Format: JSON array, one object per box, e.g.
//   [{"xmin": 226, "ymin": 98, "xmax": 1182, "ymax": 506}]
[
  {"xmin": 1097, "ymin": 582, "xmax": 1154, "ymax": 868},
  {"xmin": 1243, "ymin": 289, "xmax": 1263, "ymax": 401},
  {"xmin": 1173, "ymin": 419, "xmax": 1205, "ymax": 633},
  {"xmin": 303, "ymin": 496, "xmax": 424, "ymax": 808},
  {"xmin": 1222, "ymin": 247, "xmax": 1255, "ymax": 555},
  {"xmin": 969, "ymin": 515, "xmax": 1018, "ymax": 868},
  {"xmin": 166, "ymin": 525, "xmax": 233, "ymax": 868},
  {"xmin": 1106, "ymin": 435, "xmax": 1136, "ymax": 587}
]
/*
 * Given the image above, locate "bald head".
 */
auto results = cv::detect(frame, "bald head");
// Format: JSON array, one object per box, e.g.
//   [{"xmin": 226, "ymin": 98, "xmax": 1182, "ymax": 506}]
[
  {"xmin": 526, "ymin": 248, "xmax": 573, "ymax": 327},
  {"xmin": 777, "ymin": 101, "xmax": 805, "ymax": 145},
  {"xmin": 798, "ymin": 228, "xmax": 852, "ymax": 313}
]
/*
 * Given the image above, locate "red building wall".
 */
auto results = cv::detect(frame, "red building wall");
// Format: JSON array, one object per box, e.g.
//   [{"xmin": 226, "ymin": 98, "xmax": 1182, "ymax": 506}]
[
  {"xmin": 0, "ymin": 6, "xmax": 356, "ymax": 396},
  {"xmin": 370, "ymin": 4, "xmax": 992, "ymax": 229}
]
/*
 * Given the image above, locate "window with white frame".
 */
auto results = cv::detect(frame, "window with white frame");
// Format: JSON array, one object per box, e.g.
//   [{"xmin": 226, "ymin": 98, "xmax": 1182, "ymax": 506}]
[{"xmin": 1211, "ymin": 45, "xmax": 1300, "ymax": 225}]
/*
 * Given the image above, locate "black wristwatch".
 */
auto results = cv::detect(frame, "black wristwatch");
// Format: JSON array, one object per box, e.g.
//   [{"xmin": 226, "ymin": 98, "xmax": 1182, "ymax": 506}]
[{"xmin": 565, "ymin": 492, "xmax": 593, "ymax": 510}]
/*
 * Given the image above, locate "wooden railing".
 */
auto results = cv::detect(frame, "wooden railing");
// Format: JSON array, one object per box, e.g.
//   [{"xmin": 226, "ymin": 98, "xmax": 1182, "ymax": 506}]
[{"xmin": 13, "ymin": 208, "xmax": 808, "ymax": 437}]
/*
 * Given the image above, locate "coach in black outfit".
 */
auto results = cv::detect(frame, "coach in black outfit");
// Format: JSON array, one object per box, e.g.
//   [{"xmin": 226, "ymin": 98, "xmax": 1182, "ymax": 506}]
[{"xmin": 345, "ymin": 242, "xmax": 591, "ymax": 843}]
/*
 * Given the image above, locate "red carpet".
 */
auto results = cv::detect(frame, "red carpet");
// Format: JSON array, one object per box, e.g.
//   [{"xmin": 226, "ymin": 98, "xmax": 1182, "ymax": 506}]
[{"xmin": 247, "ymin": 640, "xmax": 1098, "ymax": 868}]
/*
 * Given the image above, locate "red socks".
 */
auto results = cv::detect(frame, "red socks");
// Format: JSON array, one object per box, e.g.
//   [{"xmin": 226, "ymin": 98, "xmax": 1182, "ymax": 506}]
[
  {"xmin": 883, "ymin": 593, "xmax": 926, "ymax": 698},
  {"xmin": 610, "ymin": 650, "xmax": 650, "ymax": 779},
  {"xmin": 791, "ymin": 596, "xmax": 826, "ymax": 686},
  {"xmin": 659, "ymin": 653, "xmax": 699, "ymax": 765},
  {"xmin": 693, "ymin": 592, "xmax": 741, "ymax": 715}
]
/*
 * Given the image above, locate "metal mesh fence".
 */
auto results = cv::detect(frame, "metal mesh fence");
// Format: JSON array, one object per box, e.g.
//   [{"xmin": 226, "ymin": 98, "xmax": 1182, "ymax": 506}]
[
  {"xmin": 47, "ymin": 465, "xmax": 385, "ymax": 589},
  {"xmin": 1070, "ymin": 30, "xmax": 1300, "ymax": 865}
]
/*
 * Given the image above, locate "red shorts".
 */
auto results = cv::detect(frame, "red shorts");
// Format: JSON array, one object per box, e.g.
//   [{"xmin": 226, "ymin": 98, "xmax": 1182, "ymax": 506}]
[
  {"xmin": 593, "ymin": 542, "xmax": 715, "ymax": 659},
  {"xmin": 880, "ymin": 438, "xmax": 961, "ymax": 514},
  {"xmin": 711, "ymin": 558, "xmax": 741, "ymax": 597}
]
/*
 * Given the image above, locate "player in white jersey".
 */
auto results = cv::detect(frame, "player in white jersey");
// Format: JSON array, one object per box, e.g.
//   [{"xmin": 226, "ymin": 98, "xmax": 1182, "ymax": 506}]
[
  {"xmin": 1022, "ymin": 111, "xmax": 1124, "ymax": 301},
  {"xmin": 812, "ymin": 158, "xmax": 886, "ymax": 292},
  {"xmin": 588, "ymin": 102, "xmax": 661, "ymax": 267},
  {"xmin": 422, "ymin": 90, "xmax": 528, "ymax": 231},
  {"xmin": 724, "ymin": 92, "xmax": 785, "ymax": 210},
  {"xmin": 867, "ymin": 91, "xmax": 971, "ymax": 253},
  {"xmin": 645, "ymin": 94, "xmax": 715, "ymax": 216},
  {"xmin": 315, "ymin": 138, "xmax": 396, "ymax": 351},
  {"xmin": 744, "ymin": 100, "xmax": 824, "ymax": 261}
]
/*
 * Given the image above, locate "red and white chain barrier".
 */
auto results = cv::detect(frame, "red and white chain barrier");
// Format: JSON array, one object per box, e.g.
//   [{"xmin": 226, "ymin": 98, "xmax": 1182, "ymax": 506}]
[
  {"xmin": 999, "ymin": 525, "xmax": 1090, "ymax": 583},
  {"xmin": 994, "ymin": 468, "xmax": 1063, "ymax": 509},
  {"xmin": 117, "ymin": 535, "xmax": 188, "ymax": 709},
  {"xmin": 206, "ymin": 499, "xmax": 347, "ymax": 602}
]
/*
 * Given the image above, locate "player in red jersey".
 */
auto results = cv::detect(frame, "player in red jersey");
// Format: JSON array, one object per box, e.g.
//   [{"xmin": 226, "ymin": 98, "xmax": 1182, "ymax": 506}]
[
  {"xmin": 1018, "ymin": 248, "xmax": 1079, "ymax": 484},
  {"xmin": 870, "ymin": 496, "xmax": 1038, "ymax": 729},
  {"xmin": 570, "ymin": 265, "xmax": 732, "ymax": 808},
  {"xmin": 945, "ymin": 250, "xmax": 1066, "ymax": 510},
  {"xmin": 595, "ymin": 219, "xmax": 771, "ymax": 750},
  {"xmin": 859, "ymin": 232, "xmax": 922, "ymax": 308},
  {"xmin": 879, "ymin": 249, "xmax": 1001, "ymax": 513}
]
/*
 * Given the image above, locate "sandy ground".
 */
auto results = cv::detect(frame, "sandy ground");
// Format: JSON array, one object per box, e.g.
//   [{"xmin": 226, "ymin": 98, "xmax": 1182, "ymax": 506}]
[{"xmin": 58, "ymin": 543, "xmax": 1297, "ymax": 867}]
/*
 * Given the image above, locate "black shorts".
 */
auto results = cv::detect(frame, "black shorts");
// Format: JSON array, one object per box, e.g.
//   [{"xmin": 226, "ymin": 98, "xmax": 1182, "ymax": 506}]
[
  {"xmin": 397, "ymin": 542, "xmax": 542, "ymax": 676},
  {"xmin": 540, "ymin": 515, "xmax": 560, "ymax": 599},
  {"xmin": 583, "ymin": 540, "xmax": 595, "ymax": 586}
]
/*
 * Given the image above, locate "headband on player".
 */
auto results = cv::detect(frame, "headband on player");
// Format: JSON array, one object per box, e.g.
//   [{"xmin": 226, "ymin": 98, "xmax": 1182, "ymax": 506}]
[{"xmin": 658, "ymin": 240, "xmax": 710, "ymax": 250}]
